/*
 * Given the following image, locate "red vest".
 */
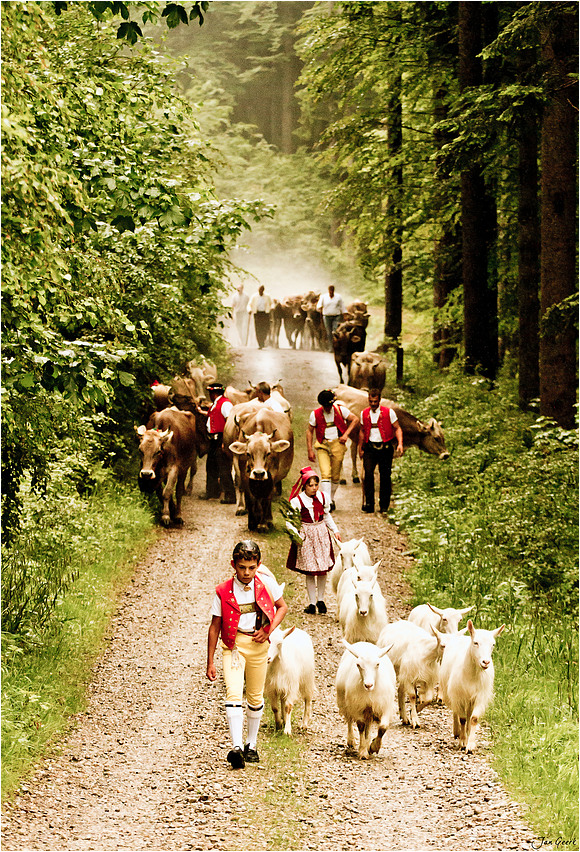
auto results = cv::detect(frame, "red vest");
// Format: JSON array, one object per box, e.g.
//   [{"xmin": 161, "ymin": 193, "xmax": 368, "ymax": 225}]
[
  {"xmin": 314, "ymin": 405, "xmax": 347, "ymax": 443},
  {"xmin": 298, "ymin": 493, "xmax": 325, "ymax": 522},
  {"xmin": 208, "ymin": 395, "xmax": 230, "ymax": 434},
  {"xmin": 216, "ymin": 575, "xmax": 276, "ymax": 650},
  {"xmin": 362, "ymin": 406, "xmax": 395, "ymax": 443}
]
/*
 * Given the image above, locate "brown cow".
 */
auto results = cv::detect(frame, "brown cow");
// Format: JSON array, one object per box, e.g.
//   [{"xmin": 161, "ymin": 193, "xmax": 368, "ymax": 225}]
[
  {"xmin": 349, "ymin": 351, "xmax": 388, "ymax": 393},
  {"xmin": 332, "ymin": 384, "xmax": 449, "ymax": 483},
  {"xmin": 301, "ymin": 291, "xmax": 326, "ymax": 351},
  {"xmin": 227, "ymin": 408, "xmax": 294, "ymax": 532},
  {"xmin": 332, "ymin": 319, "xmax": 367, "ymax": 383},
  {"xmin": 136, "ymin": 408, "xmax": 197, "ymax": 526}
]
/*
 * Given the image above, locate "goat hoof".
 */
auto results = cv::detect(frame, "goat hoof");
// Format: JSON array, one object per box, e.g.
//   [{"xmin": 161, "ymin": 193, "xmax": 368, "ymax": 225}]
[
  {"xmin": 352, "ymin": 476, "xmax": 360, "ymax": 484},
  {"xmin": 235, "ymin": 508, "xmax": 247, "ymax": 516}
]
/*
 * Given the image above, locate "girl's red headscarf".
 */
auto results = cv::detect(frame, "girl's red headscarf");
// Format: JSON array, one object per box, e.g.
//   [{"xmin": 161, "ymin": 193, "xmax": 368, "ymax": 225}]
[{"xmin": 289, "ymin": 466, "xmax": 319, "ymax": 501}]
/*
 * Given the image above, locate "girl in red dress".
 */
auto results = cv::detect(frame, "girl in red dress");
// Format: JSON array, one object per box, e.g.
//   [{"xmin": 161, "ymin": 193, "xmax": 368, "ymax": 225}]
[{"xmin": 286, "ymin": 466, "xmax": 341, "ymax": 614}]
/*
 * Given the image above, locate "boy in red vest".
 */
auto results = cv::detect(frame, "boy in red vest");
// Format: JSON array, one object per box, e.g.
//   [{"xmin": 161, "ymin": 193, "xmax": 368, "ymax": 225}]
[
  {"xmin": 306, "ymin": 389, "xmax": 358, "ymax": 510},
  {"xmin": 358, "ymin": 389, "xmax": 404, "ymax": 513},
  {"xmin": 206, "ymin": 540, "xmax": 287, "ymax": 769}
]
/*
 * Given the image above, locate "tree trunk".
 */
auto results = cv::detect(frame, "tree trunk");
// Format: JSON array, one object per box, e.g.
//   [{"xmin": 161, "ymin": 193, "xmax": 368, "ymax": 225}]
[
  {"xmin": 432, "ymin": 86, "xmax": 461, "ymax": 369},
  {"xmin": 458, "ymin": 1, "xmax": 497, "ymax": 379},
  {"xmin": 517, "ymin": 108, "xmax": 540, "ymax": 409},
  {"xmin": 383, "ymin": 74, "xmax": 403, "ymax": 381},
  {"xmin": 539, "ymin": 6, "xmax": 578, "ymax": 428}
]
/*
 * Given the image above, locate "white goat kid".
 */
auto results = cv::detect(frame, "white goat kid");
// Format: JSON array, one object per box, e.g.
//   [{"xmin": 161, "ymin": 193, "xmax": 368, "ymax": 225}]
[
  {"xmin": 409, "ymin": 603, "xmax": 473, "ymax": 634},
  {"xmin": 336, "ymin": 560, "xmax": 381, "ymax": 621},
  {"xmin": 378, "ymin": 620, "xmax": 442, "ymax": 728},
  {"xmin": 265, "ymin": 626, "xmax": 315, "ymax": 736},
  {"xmin": 339, "ymin": 570, "xmax": 388, "ymax": 644},
  {"xmin": 330, "ymin": 538, "xmax": 372, "ymax": 595},
  {"xmin": 435, "ymin": 619, "xmax": 505, "ymax": 753},
  {"xmin": 335, "ymin": 640, "xmax": 396, "ymax": 759}
]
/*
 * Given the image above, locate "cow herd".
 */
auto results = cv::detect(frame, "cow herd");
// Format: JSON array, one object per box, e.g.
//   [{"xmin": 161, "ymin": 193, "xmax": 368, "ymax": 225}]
[{"xmin": 135, "ymin": 354, "xmax": 449, "ymax": 530}]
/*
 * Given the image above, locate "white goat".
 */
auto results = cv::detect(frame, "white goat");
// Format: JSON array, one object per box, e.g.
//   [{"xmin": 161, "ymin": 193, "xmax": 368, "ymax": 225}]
[
  {"xmin": 330, "ymin": 538, "xmax": 372, "ymax": 595},
  {"xmin": 336, "ymin": 560, "xmax": 382, "ymax": 621},
  {"xmin": 378, "ymin": 620, "xmax": 442, "ymax": 728},
  {"xmin": 409, "ymin": 602, "xmax": 473, "ymax": 634},
  {"xmin": 335, "ymin": 640, "xmax": 396, "ymax": 759},
  {"xmin": 265, "ymin": 626, "xmax": 315, "ymax": 736},
  {"xmin": 434, "ymin": 619, "xmax": 505, "ymax": 753},
  {"xmin": 339, "ymin": 570, "xmax": 388, "ymax": 644}
]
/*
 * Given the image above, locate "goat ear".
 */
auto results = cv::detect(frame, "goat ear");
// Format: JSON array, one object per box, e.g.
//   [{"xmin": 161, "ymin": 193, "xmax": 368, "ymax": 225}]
[
  {"xmin": 427, "ymin": 602, "xmax": 443, "ymax": 616},
  {"xmin": 431, "ymin": 625, "xmax": 447, "ymax": 645},
  {"xmin": 467, "ymin": 619, "xmax": 475, "ymax": 636},
  {"xmin": 378, "ymin": 643, "xmax": 393, "ymax": 657},
  {"xmin": 372, "ymin": 560, "xmax": 381, "ymax": 572},
  {"xmin": 342, "ymin": 639, "xmax": 359, "ymax": 658},
  {"xmin": 460, "ymin": 605, "xmax": 474, "ymax": 616},
  {"xmin": 493, "ymin": 624, "xmax": 505, "ymax": 638},
  {"xmin": 458, "ymin": 626, "xmax": 469, "ymax": 635},
  {"xmin": 282, "ymin": 625, "xmax": 296, "ymax": 639}
]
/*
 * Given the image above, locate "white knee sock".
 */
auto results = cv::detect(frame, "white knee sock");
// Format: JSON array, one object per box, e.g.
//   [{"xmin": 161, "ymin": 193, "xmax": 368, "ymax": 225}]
[
  {"xmin": 306, "ymin": 575, "xmax": 317, "ymax": 605},
  {"xmin": 225, "ymin": 704, "xmax": 244, "ymax": 749},
  {"xmin": 246, "ymin": 704, "xmax": 263, "ymax": 749},
  {"xmin": 331, "ymin": 481, "xmax": 339, "ymax": 500},
  {"xmin": 317, "ymin": 574, "xmax": 327, "ymax": 602},
  {"xmin": 321, "ymin": 479, "xmax": 331, "ymax": 503}
]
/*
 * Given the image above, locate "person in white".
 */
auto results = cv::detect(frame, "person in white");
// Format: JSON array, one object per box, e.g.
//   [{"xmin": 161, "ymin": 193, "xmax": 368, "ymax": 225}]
[
  {"xmin": 317, "ymin": 285, "xmax": 346, "ymax": 348},
  {"xmin": 232, "ymin": 284, "xmax": 249, "ymax": 346},
  {"xmin": 247, "ymin": 285, "xmax": 273, "ymax": 349},
  {"xmin": 255, "ymin": 382, "xmax": 285, "ymax": 413}
]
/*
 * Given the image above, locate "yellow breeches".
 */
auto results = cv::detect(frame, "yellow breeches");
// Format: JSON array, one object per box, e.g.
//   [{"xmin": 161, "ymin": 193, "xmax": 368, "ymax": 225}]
[
  {"xmin": 222, "ymin": 633, "xmax": 269, "ymax": 706},
  {"xmin": 314, "ymin": 438, "xmax": 347, "ymax": 483}
]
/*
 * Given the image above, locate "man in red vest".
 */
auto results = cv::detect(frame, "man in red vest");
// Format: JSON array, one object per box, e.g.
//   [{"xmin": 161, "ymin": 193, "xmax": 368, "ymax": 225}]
[
  {"xmin": 306, "ymin": 389, "xmax": 359, "ymax": 511},
  {"xmin": 203, "ymin": 382, "xmax": 236, "ymax": 503},
  {"xmin": 358, "ymin": 389, "xmax": 404, "ymax": 513},
  {"xmin": 207, "ymin": 541, "xmax": 287, "ymax": 768}
]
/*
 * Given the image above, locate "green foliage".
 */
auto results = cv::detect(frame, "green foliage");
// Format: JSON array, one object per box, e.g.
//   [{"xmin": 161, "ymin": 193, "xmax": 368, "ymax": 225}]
[
  {"xmin": 1, "ymin": 2, "xmax": 267, "ymax": 539},
  {"xmin": 1, "ymin": 476, "xmax": 154, "ymax": 798},
  {"xmin": 392, "ymin": 361, "xmax": 578, "ymax": 840}
]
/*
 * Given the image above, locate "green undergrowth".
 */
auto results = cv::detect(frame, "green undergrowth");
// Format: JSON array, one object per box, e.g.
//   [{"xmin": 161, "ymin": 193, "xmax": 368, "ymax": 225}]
[
  {"xmin": 392, "ymin": 361, "xmax": 579, "ymax": 848},
  {"xmin": 1, "ymin": 480, "xmax": 155, "ymax": 800}
]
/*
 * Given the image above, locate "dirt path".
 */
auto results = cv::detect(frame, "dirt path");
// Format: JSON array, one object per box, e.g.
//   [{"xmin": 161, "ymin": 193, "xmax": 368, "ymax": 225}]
[{"xmin": 2, "ymin": 348, "xmax": 540, "ymax": 852}]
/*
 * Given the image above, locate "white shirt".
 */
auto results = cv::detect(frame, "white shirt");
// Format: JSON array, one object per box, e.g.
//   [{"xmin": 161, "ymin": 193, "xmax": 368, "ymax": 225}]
[
  {"xmin": 368, "ymin": 407, "xmax": 398, "ymax": 442},
  {"xmin": 317, "ymin": 292, "xmax": 345, "ymax": 316},
  {"xmin": 263, "ymin": 397, "xmax": 285, "ymax": 413},
  {"xmin": 248, "ymin": 292, "xmax": 273, "ymax": 313},
  {"xmin": 290, "ymin": 490, "xmax": 339, "ymax": 534},
  {"xmin": 210, "ymin": 573, "xmax": 284, "ymax": 632},
  {"xmin": 309, "ymin": 403, "xmax": 351, "ymax": 441}
]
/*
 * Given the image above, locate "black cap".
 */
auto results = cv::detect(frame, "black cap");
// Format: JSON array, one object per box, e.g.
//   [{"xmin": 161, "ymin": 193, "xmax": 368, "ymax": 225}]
[
  {"xmin": 317, "ymin": 389, "xmax": 335, "ymax": 406},
  {"xmin": 232, "ymin": 540, "xmax": 261, "ymax": 562},
  {"xmin": 207, "ymin": 382, "xmax": 224, "ymax": 392}
]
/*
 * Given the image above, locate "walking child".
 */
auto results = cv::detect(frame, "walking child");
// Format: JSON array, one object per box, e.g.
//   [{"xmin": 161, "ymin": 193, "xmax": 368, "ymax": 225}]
[
  {"xmin": 207, "ymin": 541, "xmax": 288, "ymax": 769},
  {"xmin": 286, "ymin": 466, "xmax": 342, "ymax": 614}
]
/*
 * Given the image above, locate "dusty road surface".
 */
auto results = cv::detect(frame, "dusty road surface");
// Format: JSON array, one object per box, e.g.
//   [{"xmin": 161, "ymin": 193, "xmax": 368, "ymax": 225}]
[{"xmin": 2, "ymin": 347, "xmax": 541, "ymax": 851}]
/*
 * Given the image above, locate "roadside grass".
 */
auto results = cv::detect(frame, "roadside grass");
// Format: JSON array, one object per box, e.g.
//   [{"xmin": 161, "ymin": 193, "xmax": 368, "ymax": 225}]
[
  {"xmin": 1, "ymin": 484, "xmax": 155, "ymax": 801},
  {"xmin": 393, "ymin": 361, "xmax": 579, "ymax": 848}
]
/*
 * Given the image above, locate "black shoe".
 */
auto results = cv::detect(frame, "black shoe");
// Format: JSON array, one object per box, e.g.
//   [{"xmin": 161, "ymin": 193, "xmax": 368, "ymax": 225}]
[
  {"xmin": 362, "ymin": 506, "xmax": 374, "ymax": 513},
  {"xmin": 220, "ymin": 496, "xmax": 236, "ymax": 504},
  {"xmin": 304, "ymin": 604, "xmax": 316, "ymax": 614},
  {"xmin": 330, "ymin": 501, "xmax": 336, "ymax": 512},
  {"xmin": 199, "ymin": 493, "xmax": 219, "ymax": 501},
  {"xmin": 317, "ymin": 601, "xmax": 327, "ymax": 614},
  {"xmin": 227, "ymin": 747, "xmax": 245, "ymax": 769},
  {"xmin": 243, "ymin": 744, "xmax": 260, "ymax": 763}
]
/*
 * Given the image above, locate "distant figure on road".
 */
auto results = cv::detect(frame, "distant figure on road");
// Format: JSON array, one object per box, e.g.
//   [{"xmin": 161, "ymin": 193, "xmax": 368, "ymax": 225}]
[
  {"xmin": 248, "ymin": 285, "xmax": 273, "ymax": 350},
  {"xmin": 317, "ymin": 285, "xmax": 346, "ymax": 349},
  {"xmin": 232, "ymin": 284, "xmax": 249, "ymax": 346}
]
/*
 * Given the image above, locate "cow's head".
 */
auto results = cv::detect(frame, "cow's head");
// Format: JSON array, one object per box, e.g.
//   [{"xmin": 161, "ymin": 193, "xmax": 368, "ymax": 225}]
[
  {"xmin": 135, "ymin": 425, "xmax": 173, "ymax": 490},
  {"xmin": 419, "ymin": 418, "xmax": 449, "ymax": 460},
  {"xmin": 229, "ymin": 431, "xmax": 291, "ymax": 484}
]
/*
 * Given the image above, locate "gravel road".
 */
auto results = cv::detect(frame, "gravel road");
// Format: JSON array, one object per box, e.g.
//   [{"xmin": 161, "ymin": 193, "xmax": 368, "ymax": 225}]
[{"xmin": 2, "ymin": 347, "xmax": 543, "ymax": 852}]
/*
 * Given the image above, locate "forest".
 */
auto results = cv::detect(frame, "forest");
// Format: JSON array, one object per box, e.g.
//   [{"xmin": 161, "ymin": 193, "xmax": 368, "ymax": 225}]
[{"xmin": 1, "ymin": 1, "xmax": 578, "ymax": 847}]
